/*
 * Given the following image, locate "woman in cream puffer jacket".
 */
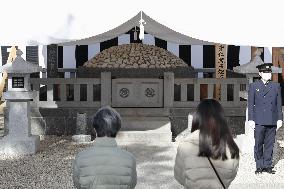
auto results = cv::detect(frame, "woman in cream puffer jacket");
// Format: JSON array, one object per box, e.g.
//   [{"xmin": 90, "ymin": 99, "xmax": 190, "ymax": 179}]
[{"xmin": 174, "ymin": 99, "xmax": 240, "ymax": 189}]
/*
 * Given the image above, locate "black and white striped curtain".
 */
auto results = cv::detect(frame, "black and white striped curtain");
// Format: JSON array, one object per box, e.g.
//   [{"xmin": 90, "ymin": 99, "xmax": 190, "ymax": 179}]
[{"xmin": 1, "ymin": 29, "xmax": 273, "ymax": 78}]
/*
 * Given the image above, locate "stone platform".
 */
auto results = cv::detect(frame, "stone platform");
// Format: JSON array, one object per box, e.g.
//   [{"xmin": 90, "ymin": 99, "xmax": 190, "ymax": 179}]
[{"xmin": 116, "ymin": 116, "xmax": 172, "ymax": 142}]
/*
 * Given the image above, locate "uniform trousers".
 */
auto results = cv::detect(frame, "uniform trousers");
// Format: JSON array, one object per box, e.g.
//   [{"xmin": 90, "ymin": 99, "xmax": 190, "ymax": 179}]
[{"xmin": 254, "ymin": 124, "xmax": 276, "ymax": 169}]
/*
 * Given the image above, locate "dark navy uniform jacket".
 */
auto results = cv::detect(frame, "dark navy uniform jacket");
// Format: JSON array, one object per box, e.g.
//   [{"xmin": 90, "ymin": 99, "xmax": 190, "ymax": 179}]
[{"xmin": 248, "ymin": 80, "xmax": 283, "ymax": 125}]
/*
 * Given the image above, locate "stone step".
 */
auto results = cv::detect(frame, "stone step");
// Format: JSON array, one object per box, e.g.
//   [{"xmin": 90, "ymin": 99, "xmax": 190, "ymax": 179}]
[
  {"xmin": 116, "ymin": 131, "xmax": 172, "ymax": 143},
  {"xmin": 117, "ymin": 116, "xmax": 172, "ymax": 142},
  {"xmin": 121, "ymin": 116, "xmax": 171, "ymax": 131},
  {"xmin": 115, "ymin": 108, "xmax": 169, "ymax": 117}
]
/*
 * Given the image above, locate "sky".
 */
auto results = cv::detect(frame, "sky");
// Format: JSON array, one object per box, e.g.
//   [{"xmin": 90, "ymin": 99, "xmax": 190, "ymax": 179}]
[{"xmin": 1, "ymin": 0, "xmax": 283, "ymax": 47}]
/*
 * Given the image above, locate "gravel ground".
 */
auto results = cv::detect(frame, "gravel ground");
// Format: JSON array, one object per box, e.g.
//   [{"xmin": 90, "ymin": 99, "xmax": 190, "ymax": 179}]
[
  {"xmin": 0, "ymin": 126, "xmax": 283, "ymax": 188},
  {"xmin": 0, "ymin": 135, "xmax": 284, "ymax": 189}
]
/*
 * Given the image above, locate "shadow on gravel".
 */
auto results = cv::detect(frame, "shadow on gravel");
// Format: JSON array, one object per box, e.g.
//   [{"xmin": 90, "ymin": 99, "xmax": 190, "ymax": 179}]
[{"xmin": 273, "ymin": 126, "xmax": 284, "ymax": 167}]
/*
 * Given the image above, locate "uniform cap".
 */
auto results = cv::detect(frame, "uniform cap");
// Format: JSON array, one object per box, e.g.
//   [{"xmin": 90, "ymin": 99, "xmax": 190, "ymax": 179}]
[{"xmin": 256, "ymin": 63, "xmax": 273, "ymax": 72}]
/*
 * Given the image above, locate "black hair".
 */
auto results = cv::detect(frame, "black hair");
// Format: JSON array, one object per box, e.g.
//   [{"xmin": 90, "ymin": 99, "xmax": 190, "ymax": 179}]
[
  {"xmin": 191, "ymin": 99, "xmax": 239, "ymax": 160},
  {"xmin": 92, "ymin": 106, "xmax": 121, "ymax": 138}
]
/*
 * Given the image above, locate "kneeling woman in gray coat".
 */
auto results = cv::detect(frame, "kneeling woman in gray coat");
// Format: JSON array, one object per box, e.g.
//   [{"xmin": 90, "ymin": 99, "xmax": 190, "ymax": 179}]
[
  {"xmin": 73, "ymin": 106, "xmax": 137, "ymax": 189},
  {"xmin": 174, "ymin": 99, "xmax": 239, "ymax": 189}
]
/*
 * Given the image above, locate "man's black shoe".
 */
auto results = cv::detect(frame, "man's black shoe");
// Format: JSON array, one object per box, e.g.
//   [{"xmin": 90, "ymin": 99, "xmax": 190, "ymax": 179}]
[
  {"xmin": 262, "ymin": 167, "xmax": 276, "ymax": 174},
  {"xmin": 255, "ymin": 168, "xmax": 263, "ymax": 174}
]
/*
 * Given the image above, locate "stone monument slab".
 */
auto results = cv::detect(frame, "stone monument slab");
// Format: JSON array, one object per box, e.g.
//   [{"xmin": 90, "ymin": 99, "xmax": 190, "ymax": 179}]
[{"xmin": 112, "ymin": 78, "xmax": 163, "ymax": 107}]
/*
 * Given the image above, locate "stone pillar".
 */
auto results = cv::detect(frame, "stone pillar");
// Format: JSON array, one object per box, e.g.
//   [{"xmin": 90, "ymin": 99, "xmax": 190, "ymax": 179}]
[
  {"xmin": 163, "ymin": 72, "xmax": 174, "ymax": 108},
  {"xmin": 72, "ymin": 112, "xmax": 91, "ymax": 143},
  {"xmin": 101, "ymin": 72, "xmax": 112, "ymax": 107},
  {"xmin": 47, "ymin": 44, "xmax": 59, "ymax": 78}
]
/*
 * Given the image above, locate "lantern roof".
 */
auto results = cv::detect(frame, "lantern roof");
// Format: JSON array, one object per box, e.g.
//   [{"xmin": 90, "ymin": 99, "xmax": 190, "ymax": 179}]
[{"xmin": 0, "ymin": 49, "xmax": 42, "ymax": 74}]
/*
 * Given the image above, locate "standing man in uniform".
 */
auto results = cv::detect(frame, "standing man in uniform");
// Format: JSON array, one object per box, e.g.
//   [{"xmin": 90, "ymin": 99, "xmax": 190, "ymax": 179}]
[{"xmin": 248, "ymin": 63, "xmax": 283, "ymax": 174}]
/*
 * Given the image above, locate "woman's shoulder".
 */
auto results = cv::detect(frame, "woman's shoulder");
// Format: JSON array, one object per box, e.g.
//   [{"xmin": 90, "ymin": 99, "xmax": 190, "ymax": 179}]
[
  {"xmin": 176, "ymin": 130, "xmax": 200, "ymax": 155},
  {"xmin": 176, "ymin": 129, "xmax": 199, "ymax": 143}
]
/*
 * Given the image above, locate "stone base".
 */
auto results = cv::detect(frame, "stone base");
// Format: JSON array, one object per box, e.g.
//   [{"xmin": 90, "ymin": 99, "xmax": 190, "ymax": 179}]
[
  {"xmin": 72, "ymin": 135, "xmax": 91, "ymax": 144},
  {"xmin": 0, "ymin": 135, "xmax": 40, "ymax": 155},
  {"xmin": 116, "ymin": 117, "xmax": 172, "ymax": 142},
  {"xmin": 116, "ymin": 131, "xmax": 172, "ymax": 143}
]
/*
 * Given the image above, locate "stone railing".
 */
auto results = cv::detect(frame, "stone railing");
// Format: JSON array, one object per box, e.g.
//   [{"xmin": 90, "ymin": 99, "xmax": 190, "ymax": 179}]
[
  {"xmin": 173, "ymin": 78, "xmax": 248, "ymax": 108},
  {"xmin": 29, "ymin": 71, "xmax": 248, "ymax": 109},
  {"xmin": 30, "ymin": 78, "xmax": 101, "ymax": 108}
]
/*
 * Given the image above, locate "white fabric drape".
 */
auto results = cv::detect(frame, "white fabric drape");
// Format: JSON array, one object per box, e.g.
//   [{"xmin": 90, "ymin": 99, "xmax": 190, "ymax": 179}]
[
  {"xmin": 58, "ymin": 12, "xmax": 213, "ymax": 46},
  {"xmin": 0, "ymin": 0, "xmax": 283, "ymax": 47}
]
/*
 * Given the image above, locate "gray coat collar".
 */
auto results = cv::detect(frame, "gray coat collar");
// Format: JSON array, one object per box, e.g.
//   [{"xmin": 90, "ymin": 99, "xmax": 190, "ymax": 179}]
[{"xmin": 94, "ymin": 137, "xmax": 118, "ymax": 147}]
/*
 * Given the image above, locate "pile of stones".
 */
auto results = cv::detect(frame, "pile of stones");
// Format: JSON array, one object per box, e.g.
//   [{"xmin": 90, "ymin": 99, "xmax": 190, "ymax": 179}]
[{"xmin": 84, "ymin": 43, "xmax": 188, "ymax": 69}]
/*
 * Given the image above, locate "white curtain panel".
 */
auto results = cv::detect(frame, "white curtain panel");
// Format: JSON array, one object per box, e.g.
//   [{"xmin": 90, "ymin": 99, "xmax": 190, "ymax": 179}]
[
  {"xmin": 264, "ymin": 47, "xmax": 272, "ymax": 63},
  {"xmin": 142, "ymin": 34, "xmax": 155, "ymax": 45},
  {"xmin": 239, "ymin": 46, "xmax": 251, "ymax": 65},
  {"xmin": 167, "ymin": 42, "xmax": 179, "ymax": 57},
  {"xmin": 88, "ymin": 43, "xmax": 100, "ymax": 60},
  {"xmin": 118, "ymin": 34, "xmax": 131, "ymax": 45},
  {"xmin": 63, "ymin": 46, "xmax": 76, "ymax": 68}
]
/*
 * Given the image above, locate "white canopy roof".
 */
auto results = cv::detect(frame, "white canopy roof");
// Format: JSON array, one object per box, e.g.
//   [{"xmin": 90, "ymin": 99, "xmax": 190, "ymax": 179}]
[
  {"xmin": 58, "ymin": 12, "xmax": 213, "ymax": 46},
  {"xmin": 1, "ymin": 0, "xmax": 283, "ymax": 47}
]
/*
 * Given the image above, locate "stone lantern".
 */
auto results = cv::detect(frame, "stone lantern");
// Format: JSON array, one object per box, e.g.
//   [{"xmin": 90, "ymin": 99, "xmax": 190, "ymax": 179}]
[
  {"xmin": 233, "ymin": 48, "xmax": 282, "ymax": 153},
  {"xmin": 0, "ymin": 49, "xmax": 42, "ymax": 155}
]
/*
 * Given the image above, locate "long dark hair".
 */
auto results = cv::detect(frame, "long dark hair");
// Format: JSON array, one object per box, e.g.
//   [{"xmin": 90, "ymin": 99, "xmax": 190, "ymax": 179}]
[{"xmin": 191, "ymin": 99, "xmax": 239, "ymax": 160}]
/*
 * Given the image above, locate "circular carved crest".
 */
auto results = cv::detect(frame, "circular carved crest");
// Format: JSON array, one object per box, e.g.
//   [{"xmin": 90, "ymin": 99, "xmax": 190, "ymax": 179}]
[
  {"xmin": 145, "ymin": 88, "xmax": 155, "ymax": 98},
  {"xmin": 119, "ymin": 88, "xmax": 130, "ymax": 98}
]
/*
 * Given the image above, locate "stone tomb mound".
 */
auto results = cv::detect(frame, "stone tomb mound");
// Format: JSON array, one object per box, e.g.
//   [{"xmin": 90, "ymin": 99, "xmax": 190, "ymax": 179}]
[
  {"xmin": 84, "ymin": 43, "xmax": 189, "ymax": 69},
  {"xmin": 78, "ymin": 43, "xmax": 195, "ymax": 78}
]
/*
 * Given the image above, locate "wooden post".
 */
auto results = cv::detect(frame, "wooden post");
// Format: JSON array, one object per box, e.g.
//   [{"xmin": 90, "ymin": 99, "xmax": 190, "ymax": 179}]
[
  {"xmin": 215, "ymin": 44, "xmax": 227, "ymax": 101},
  {"xmin": 272, "ymin": 47, "xmax": 280, "ymax": 82},
  {"xmin": 279, "ymin": 48, "xmax": 284, "ymax": 81}
]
